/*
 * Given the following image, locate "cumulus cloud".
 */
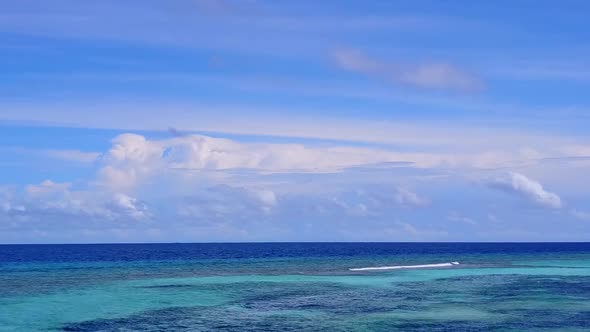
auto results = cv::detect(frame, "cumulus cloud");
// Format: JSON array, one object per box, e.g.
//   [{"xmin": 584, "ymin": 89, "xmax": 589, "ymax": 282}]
[
  {"xmin": 95, "ymin": 133, "xmax": 551, "ymax": 193},
  {"xmin": 4, "ymin": 180, "xmax": 149, "ymax": 222},
  {"xmin": 96, "ymin": 133, "xmax": 421, "ymax": 191},
  {"xmin": 1, "ymin": 134, "xmax": 435, "ymax": 238},
  {"xmin": 98, "ymin": 134, "xmax": 166, "ymax": 191},
  {"xmin": 333, "ymin": 48, "xmax": 484, "ymax": 92},
  {"xmin": 487, "ymin": 172, "xmax": 562, "ymax": 209}
]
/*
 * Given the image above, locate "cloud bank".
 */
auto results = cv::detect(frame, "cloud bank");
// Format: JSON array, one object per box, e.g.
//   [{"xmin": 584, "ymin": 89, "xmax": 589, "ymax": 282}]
[{"xmin": 2, "ymin": 132, "xmax": 589, "ymax": 243}]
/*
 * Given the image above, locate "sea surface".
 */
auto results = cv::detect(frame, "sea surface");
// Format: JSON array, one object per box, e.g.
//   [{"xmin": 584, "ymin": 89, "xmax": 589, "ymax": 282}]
[{"xmin": 1, "ymin": 243, "xmax": 590, "ymax": 331}]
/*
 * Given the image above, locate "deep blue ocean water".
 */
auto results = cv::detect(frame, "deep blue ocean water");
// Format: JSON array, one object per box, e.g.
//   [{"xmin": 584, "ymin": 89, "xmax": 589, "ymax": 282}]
[{"xmin": 1, "ymin": 243, "xmax": 590, "ymax": 331}]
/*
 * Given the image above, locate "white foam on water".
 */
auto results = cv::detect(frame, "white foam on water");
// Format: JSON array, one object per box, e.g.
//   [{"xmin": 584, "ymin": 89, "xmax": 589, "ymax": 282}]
[{"xmin": 349, "ymin": 262, "xmax": 460, "ymax": 271}]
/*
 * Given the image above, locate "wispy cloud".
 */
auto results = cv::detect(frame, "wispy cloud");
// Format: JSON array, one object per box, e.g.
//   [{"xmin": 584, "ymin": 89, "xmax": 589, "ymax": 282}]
[
  {"xmin": 487, "ymin": 172, "xmax": 562, "ymax": 209},
  {"xmin": 3, "ymin": 147, "xmax": 100, "ymax": 163},
  {"xmin": 43, "ymin": 149, "xmax": 100, "ymax": 163},
  {"xmin": 0, "ymin": 0, "xmax": 438, "ymax": 58},
  {"xmin": 333, "ymin": 48, "xmax": 484, "ymax": 92},
  {"xmin": 5, "ymin": 101, "xmax": 586, "ymax": 153}
]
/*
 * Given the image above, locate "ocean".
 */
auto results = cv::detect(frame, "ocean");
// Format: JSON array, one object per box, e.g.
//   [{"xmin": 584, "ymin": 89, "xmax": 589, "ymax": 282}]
[{"xmin": 1, "ymin": 243, "xmax": 589, "ymax": 331}]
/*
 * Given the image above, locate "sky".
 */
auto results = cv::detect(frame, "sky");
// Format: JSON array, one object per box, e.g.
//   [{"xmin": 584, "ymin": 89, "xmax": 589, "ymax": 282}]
[{"xmin": 1, "ymin": 0, "xmax": 590, "ymax": 243}]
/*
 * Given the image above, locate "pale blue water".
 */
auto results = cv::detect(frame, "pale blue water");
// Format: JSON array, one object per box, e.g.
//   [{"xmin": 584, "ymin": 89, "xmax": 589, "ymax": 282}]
[{"xmin": 1, "ymin": 243, "xmax": 590, "ymax": 331}]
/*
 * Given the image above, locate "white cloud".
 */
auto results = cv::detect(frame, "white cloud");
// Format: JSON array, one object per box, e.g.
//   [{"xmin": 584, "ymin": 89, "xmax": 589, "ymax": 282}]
[
  {"xmin": 98, "ymin": 134, "xmax": 166, "ymax": 191},
  {"xmin": 5, "ymin": 101, "xmax": 588, "ymax": 159},
  {"xmin": 2, "ymin": 133, "xmax": 435, "ymax": 234},
  {"xmin": 95, "ymin": 133, "xmax": 571, "ymax": 194},
  {"xmin": 96, "ymin": 133, "xmax": 422, "ymax": 191},
  {"xmin": 5, "ymin": 180, "xmax": 150, "ymax": 221},
  {"xmin": 487, "ymin": 172, "xmax": 562, "ymax": 209},
  {"xmin": 112, "ymin": 193, "xmax": 150, "ymax": 220},
  {"xmin": 4, "ymin": 130, "xmax": 588, "ymax": 243},
  {"xmin": 333, "ymin": 48, "xmax": 483, "ymax": 92}
]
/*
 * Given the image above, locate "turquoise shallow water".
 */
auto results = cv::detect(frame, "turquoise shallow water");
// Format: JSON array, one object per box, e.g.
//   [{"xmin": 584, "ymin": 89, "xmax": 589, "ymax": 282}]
[{"xmin": 1, "ymin": 243, "xmax": 590, "ymax": 331}]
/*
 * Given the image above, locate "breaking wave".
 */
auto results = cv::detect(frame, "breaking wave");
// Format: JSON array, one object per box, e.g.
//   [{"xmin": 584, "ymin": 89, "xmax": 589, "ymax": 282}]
[{"xmin": 349, "ymin": 261, "xmax": 460, "ymax": 271}]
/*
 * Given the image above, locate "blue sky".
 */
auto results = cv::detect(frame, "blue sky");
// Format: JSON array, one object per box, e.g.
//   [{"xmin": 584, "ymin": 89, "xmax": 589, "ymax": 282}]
[{"xmin": 1, "ymin": 0, "xmax": 590, "ymax": 243}]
